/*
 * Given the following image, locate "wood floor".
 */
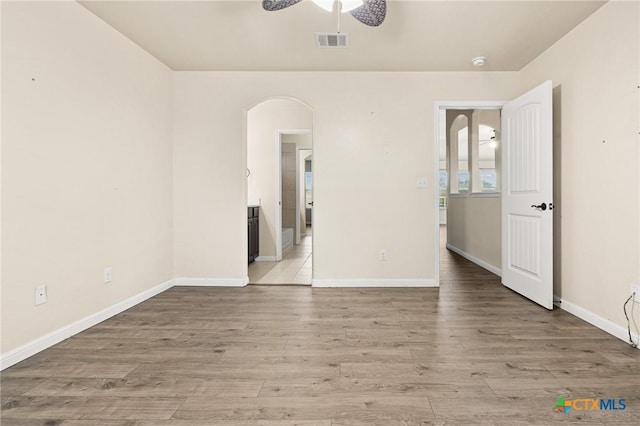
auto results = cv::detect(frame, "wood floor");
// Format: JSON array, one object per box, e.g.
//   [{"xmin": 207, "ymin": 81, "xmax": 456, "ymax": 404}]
[{"xmin": 2, "ymin": 238, "xmax": 639, "ymax": 425}]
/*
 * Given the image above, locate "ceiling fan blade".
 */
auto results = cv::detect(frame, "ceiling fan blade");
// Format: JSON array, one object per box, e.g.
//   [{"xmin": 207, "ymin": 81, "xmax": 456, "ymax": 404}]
[
  {"xmin": 350, "ymin": 0, "xmax": 386, "ymax": 27},
  {"xmin": 262, "ymin": 0, "xmax": 304, "ymax": 12}
]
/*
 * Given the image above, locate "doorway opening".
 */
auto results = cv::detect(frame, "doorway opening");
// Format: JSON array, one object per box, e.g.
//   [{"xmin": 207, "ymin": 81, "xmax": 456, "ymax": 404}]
[
  {"xmin": 435, "ymin": 81, "xmax": 554, "ymax": 309},
  {"xmin": 434, "ymin": 103, "xmax": 504, "ymax": 287},
  {"xmin": 245, "ymin": 98, "xmax": 314, "ymax": 285}
]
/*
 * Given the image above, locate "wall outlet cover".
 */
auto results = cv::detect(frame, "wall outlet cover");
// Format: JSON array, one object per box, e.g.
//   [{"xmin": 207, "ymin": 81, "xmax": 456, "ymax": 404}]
[
  {"xmin": 35, "ymin": 285, "xmax": 47, "ymax": 305},
  {"xmin": 379, "ymin": 249, "xmax": 388, "ymax": 261}
]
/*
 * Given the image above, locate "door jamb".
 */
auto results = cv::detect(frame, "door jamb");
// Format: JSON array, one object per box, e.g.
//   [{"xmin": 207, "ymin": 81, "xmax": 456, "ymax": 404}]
[
  {"xmin": 276, "ymin": 129, "xmax": 312, "ymax": 261},
  {"xmin": 296, "ymin": 148, "xmax": 313, "ymax": 245}
]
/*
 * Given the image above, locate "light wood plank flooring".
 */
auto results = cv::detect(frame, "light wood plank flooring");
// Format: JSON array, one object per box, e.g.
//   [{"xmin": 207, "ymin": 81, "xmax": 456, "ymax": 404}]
[{"xmin": 2, "ymin": 234, "xmax": 639, "ymax": 425}]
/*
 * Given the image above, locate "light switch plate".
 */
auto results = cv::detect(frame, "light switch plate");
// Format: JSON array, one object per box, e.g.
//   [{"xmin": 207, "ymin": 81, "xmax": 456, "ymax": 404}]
[{"xmin": 416, "ymin": 177, "xmax": 428, "ymax": 189}]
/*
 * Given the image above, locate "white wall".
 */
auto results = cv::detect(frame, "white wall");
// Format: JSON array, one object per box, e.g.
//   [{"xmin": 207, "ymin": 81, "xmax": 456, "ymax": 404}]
[
  {"xmin": 519, "ymin": 1, "xmax": 640, "ymax": 334},
  {"xmin": 282, "ymin": 133, "xmax": 313, "ymax": 149},
  {"xmin": 172, "ymin": 72, "xmax": 521, "ymax": 285},
  {"xmin": 447, "ymin": 196, "xmax": 501, "ymax": 272},
  {"xmin": 246, "ymin": 99, "xmax": 313, "ymax": 259},
  {"xmin": 1, "ymin": 1, "xmax": 173, "ymax": 356}
]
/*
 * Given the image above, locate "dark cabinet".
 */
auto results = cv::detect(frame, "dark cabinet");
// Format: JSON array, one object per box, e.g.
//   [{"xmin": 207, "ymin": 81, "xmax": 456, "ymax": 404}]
[{"xmin": 248, "ymin": 206, "xmax": 259, "ymax": 264}]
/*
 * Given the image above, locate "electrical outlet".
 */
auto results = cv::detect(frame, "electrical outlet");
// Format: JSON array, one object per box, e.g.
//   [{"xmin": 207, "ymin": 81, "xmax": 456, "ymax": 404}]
[
  {"xmin": 104, "ymin": 267, "xmax": 112, "ymax": 284},
  {"xmin": 379, "ymin": 249, "xmax": 388, "ymax": 261},
  {"xmin": 631, "ymin": 284, "xmax": 640, "ymax": 302},
  {"xmin": 35, "ymin": 285, "xmax": 47, "ymax": 305}
]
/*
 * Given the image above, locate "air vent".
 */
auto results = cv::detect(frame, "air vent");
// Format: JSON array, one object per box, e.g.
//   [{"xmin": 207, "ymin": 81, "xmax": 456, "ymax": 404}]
[{"xmin": 315, "ymin": 32, "xmax": 349, "ymax": 48}]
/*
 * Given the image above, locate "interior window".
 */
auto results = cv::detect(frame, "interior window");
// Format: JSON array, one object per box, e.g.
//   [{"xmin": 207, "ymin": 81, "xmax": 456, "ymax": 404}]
[{"xmin": 457, "ymin": 128, "xmax": 469, "ymax": 193}]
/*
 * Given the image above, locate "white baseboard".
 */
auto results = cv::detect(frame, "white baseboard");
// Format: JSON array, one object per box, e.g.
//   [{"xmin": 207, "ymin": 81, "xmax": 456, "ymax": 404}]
[
  {"xmin": 0, "ymin": 279, "xmax": 174, "ymax": 371},
  {"xmin": 256, "ymin": 256, "xmax": 276, "ymax": 262},
  {"xmin": 312, "ymin": 278, "xmax": 436, "ymax": 288},
  {"xmin": 554, "ymin": 296, "xmax": 640, "ymax": 349},
  {"xmin": 446, "ymin": 243, "xmax": 502, "ymax": 277},
  {"xmin": 173, "ymin": 277, "xmax": 247, "ymax": 287}
]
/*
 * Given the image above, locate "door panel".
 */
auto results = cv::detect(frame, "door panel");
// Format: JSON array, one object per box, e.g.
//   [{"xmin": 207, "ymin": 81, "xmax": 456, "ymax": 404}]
[
  {"xmin": 508, "ymin": 214, "xmax": 540, "ymax": 278},
  {"xmin": 502, "ymin": 80, "xmax": 553, "ymax": 309}
]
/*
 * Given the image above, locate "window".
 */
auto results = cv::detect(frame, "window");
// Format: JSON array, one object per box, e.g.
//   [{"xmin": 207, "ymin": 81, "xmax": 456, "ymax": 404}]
[
  {"xmin": 439, "ymin": 170, "xmax": 447, "ymax": 208},
  {"xmin": 457, "ymin": 171, "xmax": 470, "ymax": 193},
  {"xmin": 446, "ymin": 109, "xmax": 500, "ymax": 195},
  {"xmin": 478, "ymin": 127, "xmax": 497, "ymax": 192},
  {"xmin": 305, "ymin": 171, "xmax": 313, "ymax": 208},
  {"xmin": 457, "ymin": 128, "xmax": 469, "ymax": 193},
  {"xmin": 480, "ymin": 169, "xmax": 496, "ymax": 192}
]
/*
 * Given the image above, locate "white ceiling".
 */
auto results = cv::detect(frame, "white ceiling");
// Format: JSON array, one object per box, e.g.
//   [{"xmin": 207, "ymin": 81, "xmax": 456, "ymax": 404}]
[{"xmin": 79, "ymin": 0, "xmax": 607, "ymax": 72}]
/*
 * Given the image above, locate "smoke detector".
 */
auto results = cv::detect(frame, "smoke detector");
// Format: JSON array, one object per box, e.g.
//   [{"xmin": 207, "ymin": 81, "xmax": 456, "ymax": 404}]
[
  {"xmin": 315, "ymin": 32, "xmax": 349, "ymax": 48},
  {"xmin": 472, "ymin": 56, "xmax": 487, "ymax": 67}
]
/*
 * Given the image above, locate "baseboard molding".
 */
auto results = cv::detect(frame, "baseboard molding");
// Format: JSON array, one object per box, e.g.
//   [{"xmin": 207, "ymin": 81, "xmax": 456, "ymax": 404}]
[
  {"xmin": 554, "ymin": 295, "xmax": 640, "ymax": 349},
  {"xmin": 256, "ymin": 256, "xmax": 276, "ymax": 262},
  {"xmin": 173, "ymin": 277, "xmax": 247, "ymax": 287},
  {"xmin": 312, "ymin": 278, "xmax": 436, "ymax": 288},
  {"xmin": 446, "ymin": 243, "xmax": 502, "ymax": 277},
  {"xmin": 0, "ymin": 279, "xmax": 174, "ymax": 371}
]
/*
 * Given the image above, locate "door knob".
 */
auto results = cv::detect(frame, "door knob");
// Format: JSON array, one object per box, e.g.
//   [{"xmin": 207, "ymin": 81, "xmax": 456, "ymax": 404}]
[{"xmin": 531, "ymin": 203, "xmax": 547, "ymax": 211}]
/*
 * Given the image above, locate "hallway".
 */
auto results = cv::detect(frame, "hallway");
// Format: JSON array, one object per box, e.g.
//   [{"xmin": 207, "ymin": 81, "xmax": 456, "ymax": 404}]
[{"xmin": 248, "ymin": 227, "xmax": 312, "ymax": 285}]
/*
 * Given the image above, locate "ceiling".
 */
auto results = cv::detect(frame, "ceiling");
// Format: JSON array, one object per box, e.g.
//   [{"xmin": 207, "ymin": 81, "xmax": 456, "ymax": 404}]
[{"xmin": 79, "ymin": 0, "xmax": 607, "ymax": 72}]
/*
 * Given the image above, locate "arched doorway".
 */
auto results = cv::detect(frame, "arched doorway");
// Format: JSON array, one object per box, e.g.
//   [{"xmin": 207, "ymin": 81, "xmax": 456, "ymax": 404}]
[{"xmin": 245, "ymin": 98, "xmax": 314, "ymax": 285}]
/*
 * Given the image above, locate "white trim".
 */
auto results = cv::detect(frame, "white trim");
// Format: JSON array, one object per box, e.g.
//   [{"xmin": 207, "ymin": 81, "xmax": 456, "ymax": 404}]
[
  {"xmin": 276, "ymin": 129, "xmax": 312, "ymax": 135},
  {"xmin": 256, "ymin": 256, "xmax": 277, "ymax": 262},
  {"xmin": 296, "ymin": 148, "xmax": 313, "ymax": 246},
  {"xmin": 295, "ymin": 146, "xmax": 301, "ymax": 245},
  {"xmin": 446, "ymin": 243, "xmax": 502, "ymax": 277},
  {"xmin": 554, "ymin": 296, "xmax": 640, "ymax": 350},
  {"xmin": 434, "ymin": 101, "xmax": 507, "ymax": 109},
  {"xmin": 0, "ymin": 279, "xmax": 174, "ymax": 371},
  {"xmin": 276, "ymin": 131, "xmax": 282, "ymax": 261},
  {"xmin": 312, "ymin": 278, "xmax": 436, "ymax": 288},
  {"xmin": 449, "ymin": 192, "xmax": 500, "ymax": 199},
  {"xmin": 173, "ymin": 278, "xmax": 247, "ymax": 287},
  {"xmin": 433, "ymin": 103, "xmax": 441, "ymax": 288},
  {"xmin": 469, "ymin": 192, "xmax": 501, "ymax": 198}
]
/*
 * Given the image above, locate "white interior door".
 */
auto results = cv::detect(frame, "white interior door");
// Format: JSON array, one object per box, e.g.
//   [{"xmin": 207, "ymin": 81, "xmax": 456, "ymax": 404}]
[{"xmin": 501, "ymin": 80, "xmax": 554, "ymax": 309}]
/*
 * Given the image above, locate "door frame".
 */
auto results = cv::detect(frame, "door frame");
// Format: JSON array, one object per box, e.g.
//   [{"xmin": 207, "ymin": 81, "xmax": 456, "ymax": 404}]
[
  {"xmin": 433, "ymin": 101, "xmax": 506, "ymax": 287},
  {"xmin": 276, "ymin": 129, "xmax": 312, "ymax": 261},
  {"xmin": 296, "ymin": 148, "xmax": 313, "ymax": 245}
]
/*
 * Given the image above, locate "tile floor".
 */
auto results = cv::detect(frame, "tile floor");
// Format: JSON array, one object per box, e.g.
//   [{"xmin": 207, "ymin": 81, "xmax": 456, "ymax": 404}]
[{"xmin": 248, "ymin": 226, "xmax": 312, "ymax": 285}]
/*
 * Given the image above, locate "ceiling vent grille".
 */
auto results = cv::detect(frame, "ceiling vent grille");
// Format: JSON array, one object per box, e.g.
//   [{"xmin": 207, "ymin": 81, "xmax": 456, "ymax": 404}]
[{"xmin": 315, "ymin": 32, "xmax": 349, "ymax": 48}]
